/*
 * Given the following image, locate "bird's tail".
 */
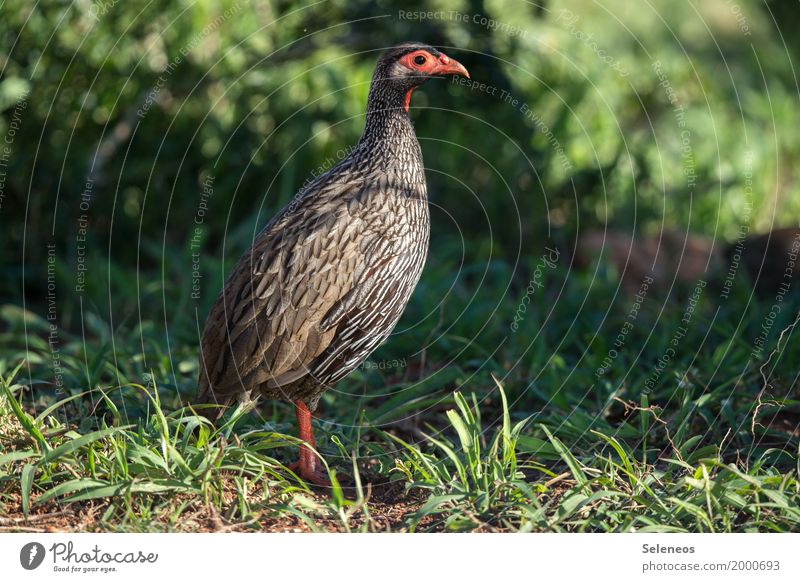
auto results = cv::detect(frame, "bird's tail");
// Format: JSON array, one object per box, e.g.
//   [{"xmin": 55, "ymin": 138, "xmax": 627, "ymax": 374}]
[{"xmin": 195, "ymin": 368, "xmax": 231, "ymax": 423}]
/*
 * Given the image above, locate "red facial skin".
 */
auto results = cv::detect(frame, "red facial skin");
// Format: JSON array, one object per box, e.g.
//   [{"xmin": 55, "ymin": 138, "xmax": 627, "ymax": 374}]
[{"xmin": 399, "ymin": 50, "xmax": 470, "ymax": 111}]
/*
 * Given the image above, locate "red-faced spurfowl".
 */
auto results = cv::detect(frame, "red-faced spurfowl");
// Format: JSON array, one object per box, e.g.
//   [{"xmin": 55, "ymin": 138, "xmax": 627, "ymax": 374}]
[{"xmin": 197, "ymin": 42, "xmax": 469, "ymax": 485}]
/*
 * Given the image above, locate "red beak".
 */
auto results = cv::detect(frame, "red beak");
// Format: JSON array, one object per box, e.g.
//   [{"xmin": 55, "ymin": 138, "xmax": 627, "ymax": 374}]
[{"xmin": 432, "ymin": 52, "xmax": 470, "ymax": 79}]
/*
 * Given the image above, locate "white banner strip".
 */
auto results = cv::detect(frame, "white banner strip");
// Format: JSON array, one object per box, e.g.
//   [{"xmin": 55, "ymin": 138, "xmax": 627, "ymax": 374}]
[{"xmin": 1, "ymin": 533, "xmax": 798, "ymax": 581}]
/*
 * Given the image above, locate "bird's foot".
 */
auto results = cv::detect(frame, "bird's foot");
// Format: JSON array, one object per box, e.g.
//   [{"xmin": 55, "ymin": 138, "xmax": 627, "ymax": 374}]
[{"xmin": 287, "ymin": 459, "xmax": 331, "ymax": 487}]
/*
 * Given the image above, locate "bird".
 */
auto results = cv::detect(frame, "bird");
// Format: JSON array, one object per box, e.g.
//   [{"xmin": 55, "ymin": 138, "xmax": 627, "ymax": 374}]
[{"xmin": 196, "ymin": 42, "xmax": 469, "ymax": 485}]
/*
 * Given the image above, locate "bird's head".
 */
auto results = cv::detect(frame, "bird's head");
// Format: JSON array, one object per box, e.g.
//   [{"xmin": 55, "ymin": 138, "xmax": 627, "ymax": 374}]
[{"xmin": 371, "ymin": 42, "xmax": 470, "ymax": 112}]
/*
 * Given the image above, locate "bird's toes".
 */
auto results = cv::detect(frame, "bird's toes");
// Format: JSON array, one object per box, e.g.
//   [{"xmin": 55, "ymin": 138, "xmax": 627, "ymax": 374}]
[{"xmin": 286, "ymin": 460, "xmax": 332, "ymax": 488}]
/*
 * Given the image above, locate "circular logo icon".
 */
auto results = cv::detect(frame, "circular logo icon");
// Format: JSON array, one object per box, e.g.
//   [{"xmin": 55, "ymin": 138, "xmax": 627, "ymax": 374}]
[{"xmin": 20, "ymin": 542, "xmax": 46, "ymax": 570}]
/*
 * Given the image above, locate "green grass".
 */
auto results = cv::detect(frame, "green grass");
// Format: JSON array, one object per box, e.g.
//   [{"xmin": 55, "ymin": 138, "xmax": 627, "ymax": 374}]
[{"xmin": 0, "ymin": 263, "xmax": 798, "ymax": 532}]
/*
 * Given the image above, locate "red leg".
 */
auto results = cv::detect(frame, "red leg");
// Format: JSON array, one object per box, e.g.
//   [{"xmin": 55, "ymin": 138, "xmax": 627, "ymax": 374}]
[{"xmin": 287, "ymin": 401, "xmax": 330, "ymax": 486}]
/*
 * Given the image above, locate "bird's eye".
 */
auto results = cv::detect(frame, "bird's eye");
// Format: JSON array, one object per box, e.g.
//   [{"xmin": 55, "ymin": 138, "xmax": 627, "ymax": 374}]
[{"xmin": 414, "ymin": 55, "xmax": 427, "ymax": 66}]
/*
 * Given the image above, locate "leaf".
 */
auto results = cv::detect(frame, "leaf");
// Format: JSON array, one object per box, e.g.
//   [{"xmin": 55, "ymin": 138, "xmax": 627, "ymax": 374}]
[
  {"xmin": 446, "ymin": 408, "xmax": 473, "ymax": 455},
  {"xmin": 21, "ymin": 464, "xmax": 35, "ymax": 516},
  {"xmin": 65, "ymin": 480, "xmax": 199, "ymax": 503},
  {"xmin": 62, "ymin": 483, "xmax": 131, "ymax": 503},
  {"xmin": 412, "ymin": 494, "xmax": 464, "ymax": 520},
  {"xmin": 126, "ymin": 442, "xmax": 171, "ymax": 473},
  {"xmin": 1, "ymin": 372, "xmax": 49, "ymax": 452},
  {"xmin": 515, "ymin": 435, "xmax": 558, "ymax": 457},
  {"xmin": 541, "ymin": 425, "xmax": 588, "ymax": 488},
  {"xmin": 492, "ymin": 375, "xmax": 513, "ymax": 461},
  {"xmin": 33, "ymin": 478, "xmax": 106, "ymax": 505},
  {"xmin": 0, "ymin": 451, "xmax": 37, "ymax": 466},
  {"xmin": 591, "ymin": 430, "xmax": 634, "ymax": 481},
  {"xmin": 129, "ymin": 479, "xmax": 198, "ymax": 494},
  {"xmin": 554, "ymin": 490, "xmax": 626, "ymax": 523},
  {"xmin": 35, "ymin": 391, "xmax": 91, "ymax": 424},
  {"xmin": 40, "ymin": 426, "xmax": 133, "ymax": 465}
]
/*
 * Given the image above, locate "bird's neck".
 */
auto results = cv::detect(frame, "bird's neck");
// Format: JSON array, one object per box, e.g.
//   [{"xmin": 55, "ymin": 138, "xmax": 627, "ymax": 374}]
[{"xmin": 357, "ymin": 81, "xmax": 422, "ymax": 167}]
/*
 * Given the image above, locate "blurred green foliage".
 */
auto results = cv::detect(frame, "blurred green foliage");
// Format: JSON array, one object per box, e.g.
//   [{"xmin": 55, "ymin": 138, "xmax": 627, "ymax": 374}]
[{"xmin": 1, "ymin": 0, "xmax": 798, "ymax": 332}]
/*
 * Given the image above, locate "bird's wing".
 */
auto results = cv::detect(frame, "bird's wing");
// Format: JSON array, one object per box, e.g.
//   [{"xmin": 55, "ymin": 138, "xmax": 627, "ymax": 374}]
[{"xmin": 199, "ymin": 178, "xmax": 380, "ymax": 398}]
